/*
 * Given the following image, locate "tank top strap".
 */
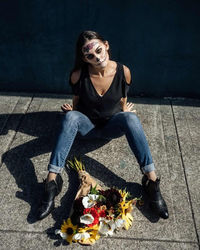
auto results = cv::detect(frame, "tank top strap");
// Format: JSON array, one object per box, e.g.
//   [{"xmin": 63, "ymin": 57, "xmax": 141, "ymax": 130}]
[
  {"xmin": 117, "ymin": 62, "xmax": 125, "ymax": 80},
  {"xmin": 117, "ymin": 62, "xmax": 123, "ymax": 71}
]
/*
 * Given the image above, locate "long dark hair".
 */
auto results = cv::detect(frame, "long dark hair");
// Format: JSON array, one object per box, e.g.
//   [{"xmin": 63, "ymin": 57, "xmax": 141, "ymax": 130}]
[{"xmin": 71, "ymin": 31, "xmax": 111, "ymax": 72}]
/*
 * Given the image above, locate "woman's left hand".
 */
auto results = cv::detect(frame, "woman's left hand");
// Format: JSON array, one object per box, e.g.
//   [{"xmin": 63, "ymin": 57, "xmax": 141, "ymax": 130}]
[
  {"xmin": 61, "ymin": 103, "xmax": 73, "ymax": 112},
  {"xmin": 123, "ymin": 102, "xmax": 136, "ymax": 113}
]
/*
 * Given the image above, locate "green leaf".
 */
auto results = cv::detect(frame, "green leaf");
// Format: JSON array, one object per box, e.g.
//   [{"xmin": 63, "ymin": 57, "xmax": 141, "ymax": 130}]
[
  {"xmin": 97, "ymin": 195, "xmax": 106, "ymax": 202},
  {"xmin": 89, "ymin": 185, "xmax": 99, "ymax": 195}
]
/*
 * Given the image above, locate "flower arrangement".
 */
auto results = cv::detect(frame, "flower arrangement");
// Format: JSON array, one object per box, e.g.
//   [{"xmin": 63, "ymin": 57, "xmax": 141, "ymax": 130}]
[{"xmin": 55, "ymin": 158, "xmax": 139, "ymax": 245}]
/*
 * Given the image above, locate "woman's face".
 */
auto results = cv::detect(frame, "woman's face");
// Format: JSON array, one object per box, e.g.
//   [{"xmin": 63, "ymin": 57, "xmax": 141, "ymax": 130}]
[{"xmin": 82, "ymin": 39, "xmax": 109, "ymax": 68}]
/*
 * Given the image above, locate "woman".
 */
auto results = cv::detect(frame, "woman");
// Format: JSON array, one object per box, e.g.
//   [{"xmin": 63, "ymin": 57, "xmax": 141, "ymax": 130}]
[{"xmin": 37, "ymin": 31, "xmax": 168, "ymax": 220}]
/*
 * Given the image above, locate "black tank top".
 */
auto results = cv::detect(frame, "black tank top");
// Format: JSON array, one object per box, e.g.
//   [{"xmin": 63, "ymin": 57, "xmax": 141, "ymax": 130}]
[{"xmin": 69, "ymin": 62, "xmax": 131, "ymax": 127}]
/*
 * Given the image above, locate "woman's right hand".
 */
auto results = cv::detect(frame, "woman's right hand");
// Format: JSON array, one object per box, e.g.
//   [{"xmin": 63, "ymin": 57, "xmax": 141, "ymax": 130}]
[
  {"xmin": 123, "ymin": 102, "xmax": 136, "ymax": 113},
  {"xmin": 61, "ymin": 103, "xmax": 73, "ymax": 112}
]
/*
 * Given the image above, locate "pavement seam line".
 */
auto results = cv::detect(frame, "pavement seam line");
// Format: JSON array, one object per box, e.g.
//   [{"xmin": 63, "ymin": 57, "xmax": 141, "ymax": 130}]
[
  {"xmin": 159, "ymin": 99, "xmax": 178, "ymax": 227},
  {"xmin": 171, "ymin": 100, "xmax": 200, "ymax": 248},
  {"xmin": 106, "ymin": 236, "xmax": 200, "ymax": 246},
  {"xmin": 0, "ymin": 94, "xmax": 35, "ymax": 168},
  {"xmin": 0, "ymin": 229, "xmax": 199, "ymax": 246}
]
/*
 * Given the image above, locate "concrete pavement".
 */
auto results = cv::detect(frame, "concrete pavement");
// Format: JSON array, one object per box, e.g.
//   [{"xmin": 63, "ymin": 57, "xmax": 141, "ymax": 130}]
[{"xmin": 0, "ymin": 92, "xmax": 199, "ymax": 249}]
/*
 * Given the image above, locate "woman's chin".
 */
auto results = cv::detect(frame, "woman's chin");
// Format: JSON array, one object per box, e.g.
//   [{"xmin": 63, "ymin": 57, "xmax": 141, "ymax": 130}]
[{"xmin": 96, "ymin": 60, "xmax": 108, "ymax": 69}]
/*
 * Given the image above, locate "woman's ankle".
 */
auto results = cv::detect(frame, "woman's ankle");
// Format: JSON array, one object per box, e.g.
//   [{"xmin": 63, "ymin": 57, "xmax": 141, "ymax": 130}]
[
  {"xmin": 145, "ymin": 171, "xmax": 157, "ymax": 182},
  {"xmin": 47, "ymin": 172, "xmax": 57, "ymax": 183}
]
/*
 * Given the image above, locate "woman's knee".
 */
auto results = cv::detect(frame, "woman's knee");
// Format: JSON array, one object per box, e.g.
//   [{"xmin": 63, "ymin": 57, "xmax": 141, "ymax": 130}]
[
  {"xmin": 61, "ymin": 111, "xmax": 83, "ymax": 130},
  {"xmin": 121, "ymin": 112, "xmax": 141, "ymax": 128},
  {"xmin": 63, "ymin": 111, "xmax": 81, "ymax": 123}
]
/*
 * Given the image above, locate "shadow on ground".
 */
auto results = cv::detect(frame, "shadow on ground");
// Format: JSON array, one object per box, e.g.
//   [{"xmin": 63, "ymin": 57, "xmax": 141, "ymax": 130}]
[{"xmin": 1, "ymin": 110, "xmax": 159, "ymax": 246}]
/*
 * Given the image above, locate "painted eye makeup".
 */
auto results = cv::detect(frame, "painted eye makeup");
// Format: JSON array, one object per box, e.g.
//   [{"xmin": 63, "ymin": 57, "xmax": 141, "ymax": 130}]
[
  {"xmin": 96, "ymin": 48, "xmax": 102, "ymax": 54},
  {"xmin": 86, "ymin": 54, "xmax": 94, "ymax": 60},
  {"xmin": 84, "ymin": 45, "xmax": 104, "ymax": 60}
]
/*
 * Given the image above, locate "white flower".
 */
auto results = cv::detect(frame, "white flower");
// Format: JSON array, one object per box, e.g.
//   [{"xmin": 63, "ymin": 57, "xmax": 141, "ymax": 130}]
[
  {"xmin": 55, "ymin": 229, "xmax": 67, "ymax": 240},
  {"xmin": 80, "ymin": 213, "xmax": 94, "ymax": 225},
  {"xmin": 115, "ymin": 219, "xmax": 125, "ymax": 229},
  {"xmin": 99, "ymin": 220, "xmax": 114, "ymax": 236},
  {"xmin": 99, "ymin": 218, "xmax": 125, "ymax": 236},
  {"xmin": 82, "ymin": 194, "xmax": 99, "ymax": 208},
  {"xmin": 72, "ymin": 232, "xmax": 90, "ymax": 241}
]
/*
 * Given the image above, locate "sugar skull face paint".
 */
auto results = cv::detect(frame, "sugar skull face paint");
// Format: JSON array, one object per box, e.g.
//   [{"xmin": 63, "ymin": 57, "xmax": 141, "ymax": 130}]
[
  {"xmin": 82, "ymin": 42, "xmax": 98, "ymax": 53},
  {"xmin": 82, "ymin": 39, "xmax": 109, "ymax": 68}
]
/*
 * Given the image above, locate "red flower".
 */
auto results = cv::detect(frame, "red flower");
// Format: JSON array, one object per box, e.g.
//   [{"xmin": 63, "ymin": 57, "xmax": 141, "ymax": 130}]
[
  {"xmin": 99, "ymin": 209, "xmax": 106, "ymax": 218},
  {"xmin": 83, "ymin": 207, "xmax": 100, "ymax": 227}
]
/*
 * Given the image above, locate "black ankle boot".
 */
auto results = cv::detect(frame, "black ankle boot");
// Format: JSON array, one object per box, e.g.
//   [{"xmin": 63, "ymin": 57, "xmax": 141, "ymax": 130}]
[
  {"xmin": 37, "ymin": 174, "xmax": 63, "ymax": 220},
  {"xmin": 142, "ymin": 175, "xmax": 169, "ymax": 219}
]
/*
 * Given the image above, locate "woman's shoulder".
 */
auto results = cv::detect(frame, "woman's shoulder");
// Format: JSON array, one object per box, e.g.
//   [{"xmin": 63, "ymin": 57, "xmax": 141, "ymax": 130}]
[
  {"xmin": 122, "ymin": 65, "xmax": 131, "ymax": 84},
  {"xmin": 112, "ymin": 61, "xmax": 131, "ymax": 77},
  {"xmin": 70, "ymin": 69, "xmax": 82, "ymax": 84}
]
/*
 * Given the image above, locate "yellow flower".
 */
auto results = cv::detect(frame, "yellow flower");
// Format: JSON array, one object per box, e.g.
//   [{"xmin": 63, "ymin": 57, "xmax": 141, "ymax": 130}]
[
  {"xmin": 60, "ymin": 218, "xmax": 77, "ymax": 244},
  {"xmin": 122, "ymin": 212, "xmax": 133, "ymax": 230},
  {"xmin": 119, "ymin": 189, "xmax": 128, "ymax": 201},
  {"xmin": 89, "ymin": 228, "xmax": 100, "ymax": 244},
  {"xmin": 77, "ymin": 225, "xmax": 100, "ymax": 245},
  {"xmin": 117, "ymin": 199, "xmax": 134, "ymax": 230},
  {"xmin": 78, "ymin": 224, "xmax": 99, "ymax": 233},
  {"xmin": 118, "ymin": 189, "xmax": 140, "ymax": 230}
]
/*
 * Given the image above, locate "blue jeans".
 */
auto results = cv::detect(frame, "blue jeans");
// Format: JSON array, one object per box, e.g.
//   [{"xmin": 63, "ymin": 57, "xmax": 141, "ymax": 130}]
[{"xmin": 48, "ymin": 111, "xmax": 155, "ymax": 174}]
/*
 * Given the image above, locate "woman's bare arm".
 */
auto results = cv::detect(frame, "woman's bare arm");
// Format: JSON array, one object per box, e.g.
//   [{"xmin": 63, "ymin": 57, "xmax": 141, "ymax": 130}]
[
  {"xmin": 72, "ymin": 95, "xmax": 79, "ymax": 110},
  {"xmin": 61, "ymin": 95, "xmax": 79, "ymax": 112},
  {"xmin": 120, "ymin": 65, "xmax": 136, "ymax": 113},
  {"xmin": 61, "ymin": 70, "xmax": 81, "ymax": 112}
]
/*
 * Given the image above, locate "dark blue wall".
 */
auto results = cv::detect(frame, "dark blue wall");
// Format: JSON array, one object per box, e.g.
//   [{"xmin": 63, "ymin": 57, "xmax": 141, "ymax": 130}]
[{"xmin": 0, "ymin": 0, "xmax": 200, "ymax": 97}]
